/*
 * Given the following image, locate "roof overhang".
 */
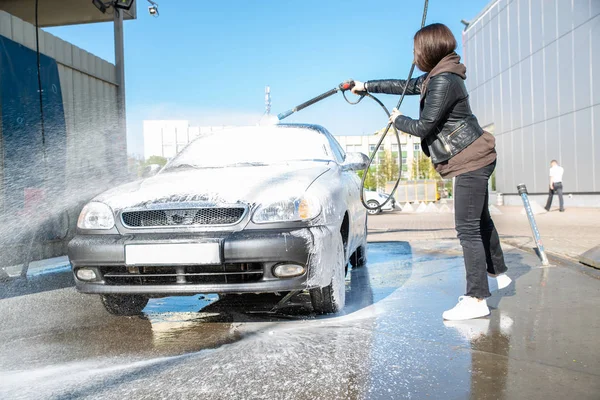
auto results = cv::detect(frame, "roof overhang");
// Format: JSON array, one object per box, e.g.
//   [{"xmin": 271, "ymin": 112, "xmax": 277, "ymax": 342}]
[{"xmin": 0, "ymin": 0, "xmax": 136, "ymax": 27}]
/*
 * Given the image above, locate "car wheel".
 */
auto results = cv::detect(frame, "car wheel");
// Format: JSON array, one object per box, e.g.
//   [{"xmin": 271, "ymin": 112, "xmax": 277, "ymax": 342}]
[
  {"xmin": 101, "ymin": 295, "xmax": 149, "ymax": 316},
  {"xmin": 366, "ymin": 201, "xmax": 381, "ymax": 215},
  {"xmin": 310, "ymin": 232, "xmax": 346, "ymax": 315},
  {"xmin": 351, "ymin": 244, "xmax": 368, "ymax": 269}
]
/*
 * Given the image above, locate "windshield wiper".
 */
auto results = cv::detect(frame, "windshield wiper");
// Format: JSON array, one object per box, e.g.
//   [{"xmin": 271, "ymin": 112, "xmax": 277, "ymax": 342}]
[
  {"xmin": 222, "ymin": 162, "xmax": 268, "ymax": 167},
  {"xmin": 166, "ymin": 163, "xmax": 199, "ymax": 171}
]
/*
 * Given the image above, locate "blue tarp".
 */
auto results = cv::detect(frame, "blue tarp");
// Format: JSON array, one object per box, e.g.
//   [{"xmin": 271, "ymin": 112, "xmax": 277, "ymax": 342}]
[{"xmin": 0, "ymin": 35, "xmax": 66, "ymax": 211}]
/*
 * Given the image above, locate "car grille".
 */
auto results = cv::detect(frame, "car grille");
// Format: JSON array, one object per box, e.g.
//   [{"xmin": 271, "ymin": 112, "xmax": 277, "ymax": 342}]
[
  {"xmin": 121, "ymin": 207, "xmax": 246, "ymax": 228},
  {"xmin": 100, "ymin": 263, "xmax": 263, "ymax": 285}
]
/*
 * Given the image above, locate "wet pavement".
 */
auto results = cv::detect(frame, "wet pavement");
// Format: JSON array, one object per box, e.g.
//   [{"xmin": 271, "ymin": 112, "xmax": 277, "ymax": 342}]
[{"xmin": 1, "ymin": 240, "xmax": 599, "ymax": 399}]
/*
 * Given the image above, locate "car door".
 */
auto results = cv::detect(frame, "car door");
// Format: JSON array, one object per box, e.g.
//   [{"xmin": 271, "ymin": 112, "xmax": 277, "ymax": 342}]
[{"xmin": 325, "ymin": 133, "xmax": 365, "ymax": 255}]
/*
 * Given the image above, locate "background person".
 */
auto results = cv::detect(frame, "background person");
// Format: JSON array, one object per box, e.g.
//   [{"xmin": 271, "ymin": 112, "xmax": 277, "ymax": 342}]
[
  {"xmin": 352, "ymin": 23, "xmax": 511, "ymax": 321},
  {"xmin": 544, "ymin": 160, "xmax": 564, "ymax": 212}
]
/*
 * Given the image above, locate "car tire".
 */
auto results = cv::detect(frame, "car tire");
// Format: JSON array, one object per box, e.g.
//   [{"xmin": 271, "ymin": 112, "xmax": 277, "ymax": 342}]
[
  {"xmin": 351, "ymin": 244, "xmax": 368, "ymax": 269},
  {"xmin": 366, "ymin": 201, "xmax": 381, "ymax": 215},
  {"xmin": 310, "ymin": 232, "xmax": 346, "ymax": 315},
  {"xmin": 101, "ymin": 295, "xmax": 149, "ymax": 316}
]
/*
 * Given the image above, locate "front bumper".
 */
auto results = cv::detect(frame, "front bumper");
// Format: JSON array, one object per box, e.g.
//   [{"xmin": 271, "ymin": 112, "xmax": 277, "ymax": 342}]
[{"xmin": 68, "ymin": 227, "xmax": 335, "ymax": 295}]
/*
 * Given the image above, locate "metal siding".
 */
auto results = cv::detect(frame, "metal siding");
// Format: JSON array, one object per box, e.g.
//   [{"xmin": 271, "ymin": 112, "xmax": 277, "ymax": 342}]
[
  {"xmin": 10, "ymin": 16, "xmax": 24, "ymax": 44},
  {"xmin": 510, "ymin": 66, "xmax": 522, "ymax": 129},
  {"xmin": 42, "ymin": 31, "xmax": 55, "ymax": 59},
  {"xmin": 507, "ymin": 130, "xmax": 517, "ymax": 188},
  {"xmin": 593, "ymin": 0, "xmax": 600, "ymax": 15},
  {"xmin": 476, "ymin": 29, "xmax": 485, "ymax": 88},
  {"xmin": 575, "ymin": 107, "xmax": 593, "ymax": 191},
  {"xmin": 22, "ymin": 21, "xmax": 35, "ymax": 50},
  {"xmin": 522, "ymin": 126, "xmax": 536, "ymax": 188},
  {"xmin": 543, "ymin": 41, "xmax": 559, "ymax": 119},
  {"xmin": 0, "ymin": 11, "xmax": 11, "ymax": 38},
  {"xmin": 559, "ymin": 113, "xmax": 576, "ymax": 190},
  {"xmin": 573, "ymin": 0, "xmax": 591, "ymax": 25},
  {"xmin": 499, "ymin": 6, "xmax": 510, "ymax": 72},
  {"xmin": 593, "ymin": 104, "xmax": 600, "ymax": 191},
  {"xmin": 592, "ymin": 15, "xmax": 600, "ymax": 106},
  {"xmin": 518, "ymin": 0, "xmax": 531, "ymax": 62},
  {"xmin": 490, "ymin": 15, "xmax": 500, "ymax": 78},
  {"xmin": 531, "ymin": 0, "xmax": 544, "ymax": 53},
  {"xmin": 508, "ymin": 0, "xmax": 520, "ymax": 65},
  {"xmin": 532, "ymin": 122, "xmax": 548, "ymax": 192},
  {"xmin": 483, "ymin": 23, "xmax": 492, "ymax": 83},
  {"xmin": 500, "ymin": 70, "xmax": 512, "ymax": 131},
  {"xmin": 557, "ymin": 0, "xmax": 574, "ymax": 36},
  {"xmin": 545, "ymin": 113, "xmax": 560, "ymax": 167},
  {"xmin": 521, "ymin": 58, "xmax": 533, "ymax": 127},
  {"xmin": 496, "ymin": 134, "xmax": 507, "ymax": 192},
  {"xmin": 573, "ymin": 23, "xmax": 592, "ymax": 111},
  {"xmin": 531, "ymin": 50, "xmax": 545, "ymax": 123},
  {"xmin": 557, "ymin": 32, "xmax": 575, "ymax": 115},
  {"xmin": 543, "ymin": 0, "xmax": 558, "ymax": 45}
]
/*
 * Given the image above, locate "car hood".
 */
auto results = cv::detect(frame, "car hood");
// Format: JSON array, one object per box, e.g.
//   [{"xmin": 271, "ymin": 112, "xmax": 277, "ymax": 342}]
[{"xmin": 95, "ymin": 162, "xmax": 332, "ymax": 211}]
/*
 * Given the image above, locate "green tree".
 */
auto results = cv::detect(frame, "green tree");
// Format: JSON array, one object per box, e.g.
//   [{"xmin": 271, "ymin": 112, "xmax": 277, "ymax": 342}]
[
  {"xmin": 357, "ymin": 168, "xmax": 377, "ymax": 191},
  {"xmin": 411, "ymin": 154, "xmax": 438, "ymax": 180},
  {"xmin": 145, "ymin": 155, "xmax": 168, "ymax": 167},
  {"xmin": 377, "ymin": 150, "xmax": 400, "ymax": 188}
]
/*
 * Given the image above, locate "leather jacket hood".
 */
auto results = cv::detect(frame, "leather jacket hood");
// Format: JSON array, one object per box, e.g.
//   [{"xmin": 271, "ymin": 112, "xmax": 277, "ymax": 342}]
[{"xmin": 366, "ymin": 72, "xmax": 483, "ymax": 164}]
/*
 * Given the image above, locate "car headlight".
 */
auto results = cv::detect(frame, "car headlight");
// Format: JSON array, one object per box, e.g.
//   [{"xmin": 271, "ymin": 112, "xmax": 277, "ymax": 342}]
[
  {"xmin": 252, "ymin": 196, "xmax": 321, "ymax": 224},
  {"xmin": 77, "ymin": 202, "xmax": 115, "ymax": 230}
]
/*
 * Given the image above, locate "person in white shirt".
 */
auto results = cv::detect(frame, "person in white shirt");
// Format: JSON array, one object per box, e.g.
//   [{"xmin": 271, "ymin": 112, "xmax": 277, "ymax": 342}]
[{"xmin": 544, "ymin": 160, "xmax": 564, "ymax": 212}]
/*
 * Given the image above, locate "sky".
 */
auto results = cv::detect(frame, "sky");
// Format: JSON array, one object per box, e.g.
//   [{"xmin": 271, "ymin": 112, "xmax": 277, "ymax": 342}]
[{"xmin": 46, "ymin": 0, "xmax": 492, "ymax": 158}]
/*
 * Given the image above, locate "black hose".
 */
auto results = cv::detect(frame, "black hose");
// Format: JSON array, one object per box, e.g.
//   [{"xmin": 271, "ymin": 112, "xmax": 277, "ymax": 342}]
[{"xmin": 358, "ymin": 0, "xmax": 429, "ymax": 211}]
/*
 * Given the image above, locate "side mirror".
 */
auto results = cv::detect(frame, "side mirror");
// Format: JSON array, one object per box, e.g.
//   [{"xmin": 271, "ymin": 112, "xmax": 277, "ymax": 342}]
[
  {"xmin": 142, "ymin": 163, "xmax": 162, "ymax": 178},
  {"xmin": 341, "ymin": 152, "xmax": 370, "ymax": 171}
]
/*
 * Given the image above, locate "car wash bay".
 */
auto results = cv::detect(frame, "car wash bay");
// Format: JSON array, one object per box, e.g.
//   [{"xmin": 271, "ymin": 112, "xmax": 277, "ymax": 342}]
[{"xmin": 1, "ymin": 234, "xmax": 598, "ymax": 400}]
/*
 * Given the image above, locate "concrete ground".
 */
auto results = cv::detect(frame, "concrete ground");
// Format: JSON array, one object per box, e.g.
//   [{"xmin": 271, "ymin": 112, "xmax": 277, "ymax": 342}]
[
  {"xmin": 369, "ymin": 206, "xmax": 600, "ymax": 263},
  {"xmin": 0, "ymin": 220, "xmax": 599, "ymax": 399}
]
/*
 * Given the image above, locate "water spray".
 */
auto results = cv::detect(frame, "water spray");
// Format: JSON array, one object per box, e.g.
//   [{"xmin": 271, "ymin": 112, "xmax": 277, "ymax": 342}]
[{"xmin": 277, "ymin": 0, "xmax": 429, "ymax": 211}]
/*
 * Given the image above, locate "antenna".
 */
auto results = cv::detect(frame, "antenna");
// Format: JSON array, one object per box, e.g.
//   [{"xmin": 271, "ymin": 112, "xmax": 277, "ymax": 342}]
[{"xmin": 265, "ymin": 86, "xmax": 271, "ymax": 115}]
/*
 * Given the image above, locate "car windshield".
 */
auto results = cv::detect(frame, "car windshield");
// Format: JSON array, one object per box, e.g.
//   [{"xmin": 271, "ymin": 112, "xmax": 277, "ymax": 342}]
[{"xmin": 164, "ymin": 127, "xmax": 334, "ymax": 170}]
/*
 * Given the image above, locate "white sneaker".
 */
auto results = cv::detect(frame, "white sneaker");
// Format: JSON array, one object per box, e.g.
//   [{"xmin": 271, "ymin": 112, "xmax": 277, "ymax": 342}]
[
  {"xmin": 487, "ymin": 273, "xmax": 512, "ymax": 292},
  {"xmin": 442, "ymin": 296, "xmax": 490, "ymax": 321}
]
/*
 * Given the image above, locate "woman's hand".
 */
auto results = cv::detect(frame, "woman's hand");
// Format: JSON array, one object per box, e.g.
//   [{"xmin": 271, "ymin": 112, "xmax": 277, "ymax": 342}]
[
  {"xmin": 351, "ymin": 81, "xmax": 366, "ymax": 95},
  {"xmin": 389, "ymin": 108, "xmax": 401, "ymax": 125}
]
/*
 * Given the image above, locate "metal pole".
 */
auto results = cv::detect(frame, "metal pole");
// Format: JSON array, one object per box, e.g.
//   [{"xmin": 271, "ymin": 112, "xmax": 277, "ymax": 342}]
[
  {"xmin": 114, "ymin": 8, "xmax": 126, "ymax": 179},
  {"xmin": 517, "ymin": 183, "xmax": 550, "ymax": 266}
]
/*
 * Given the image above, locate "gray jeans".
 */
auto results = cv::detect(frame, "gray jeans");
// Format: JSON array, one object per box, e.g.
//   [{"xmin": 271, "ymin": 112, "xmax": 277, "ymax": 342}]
[{"xmin": 545, "ymin": 182, "xmax": 564, "ymax": 211}]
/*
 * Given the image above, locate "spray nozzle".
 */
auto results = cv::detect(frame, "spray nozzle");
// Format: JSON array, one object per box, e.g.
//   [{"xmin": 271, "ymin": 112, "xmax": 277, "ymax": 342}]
[{"xmin": 339, "ymin": 80, "xmax": 355, "ymax": 91}]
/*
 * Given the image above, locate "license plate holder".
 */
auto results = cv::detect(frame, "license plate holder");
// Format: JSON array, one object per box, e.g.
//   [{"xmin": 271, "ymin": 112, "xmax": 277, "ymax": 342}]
[{"xmin": 125, "ymin": 242, "xmax": 221, "ymax": 266}]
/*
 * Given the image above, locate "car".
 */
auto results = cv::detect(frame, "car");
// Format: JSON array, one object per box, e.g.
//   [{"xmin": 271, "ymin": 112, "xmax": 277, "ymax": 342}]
[
  {"xmin": 68, "ymin": 124, "xmax": 369, "ymax": 316},
  {"xmin": 364, "ymin": 190, "xmax": 396, "ymax": 215}
]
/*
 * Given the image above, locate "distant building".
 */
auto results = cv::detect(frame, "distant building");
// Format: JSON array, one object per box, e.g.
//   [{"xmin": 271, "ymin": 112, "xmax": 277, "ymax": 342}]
[
  {"xmin": 334, "ymin": 128, "xmax": 423, "ymax": 179},
  {"xmin": 463, "ymin": 0, "xmax": 599, "ymax": 207},
  {"xmin": 143, "ymin": 120, "xmax": 233, "ymax": 160}
]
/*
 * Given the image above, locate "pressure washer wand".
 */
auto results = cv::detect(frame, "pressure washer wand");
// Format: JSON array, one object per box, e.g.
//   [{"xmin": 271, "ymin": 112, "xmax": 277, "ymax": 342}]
[{"xmin": 277, "ymin": 82, "xmax": 356, "ymax": 121}]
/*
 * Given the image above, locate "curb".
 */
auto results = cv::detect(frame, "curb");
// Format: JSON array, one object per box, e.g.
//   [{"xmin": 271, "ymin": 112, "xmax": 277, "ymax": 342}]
[{"xmin": 501, "ymin": 239, "xmax": 600, "ymax": 280}]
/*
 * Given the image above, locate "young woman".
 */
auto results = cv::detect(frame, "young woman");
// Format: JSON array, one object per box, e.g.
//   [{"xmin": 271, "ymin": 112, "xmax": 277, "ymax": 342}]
[{"xmin": 352, "ymin": 23, "xmax": 511, "ymax": 321}]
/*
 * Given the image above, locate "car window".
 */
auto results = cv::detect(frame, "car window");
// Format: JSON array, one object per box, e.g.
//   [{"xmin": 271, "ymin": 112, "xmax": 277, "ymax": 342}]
[
  {"xmin": 165, "ymin": 127, "xmax": 335, "ymax": 170},
  {"xmin": 325, "ymin": 133, "xmax": 346, "ymax": 163}
]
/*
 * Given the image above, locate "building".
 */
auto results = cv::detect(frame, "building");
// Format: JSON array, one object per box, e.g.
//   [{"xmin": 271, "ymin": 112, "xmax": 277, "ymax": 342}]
[
  {"xmin": 0, "ymin": 2, "xmax": 135, "ymax": 263},
  {"xmin": 143, "ymin": 120, "xmax": 234, "ymax": 160},
  {"xmin": 462, "ymin": 0, "xmax": 600, "ymax": 207},
  {"xmin": 335, "ymin": 128, "xmax": 423, "ymax": 182}
]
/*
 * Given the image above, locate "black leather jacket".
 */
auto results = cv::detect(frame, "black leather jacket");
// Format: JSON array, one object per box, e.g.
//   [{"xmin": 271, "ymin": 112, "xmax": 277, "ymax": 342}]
[{"xmin": 366, "ymin": 73, "xmax": 483, "ymax": 164}]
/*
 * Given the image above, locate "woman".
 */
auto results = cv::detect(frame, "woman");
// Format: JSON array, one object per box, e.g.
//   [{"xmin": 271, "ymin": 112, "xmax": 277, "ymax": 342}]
[{"xmin": 352, "ymin": 23, "xmax": 511, "ymax": 321}]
